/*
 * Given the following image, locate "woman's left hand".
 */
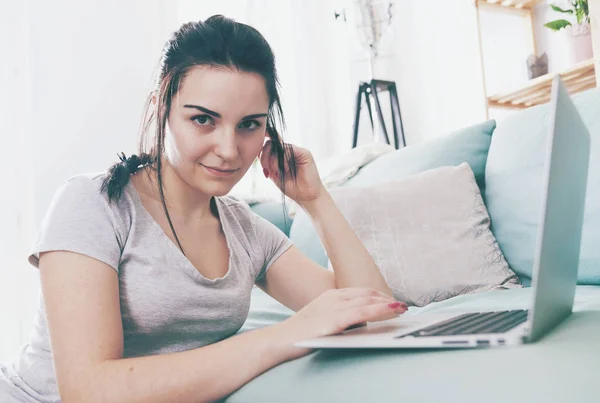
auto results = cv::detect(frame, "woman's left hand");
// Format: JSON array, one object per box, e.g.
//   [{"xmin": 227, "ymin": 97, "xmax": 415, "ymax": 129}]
[{"xmin": 259, "ymin": 141, "xmax": 324, "ymax": 205}]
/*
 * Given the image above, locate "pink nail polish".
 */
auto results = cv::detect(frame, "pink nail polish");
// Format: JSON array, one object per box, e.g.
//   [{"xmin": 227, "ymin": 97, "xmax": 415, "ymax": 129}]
[{"xmin": 388, "ymin": 302, "xmax": 402, "ymax": 309}]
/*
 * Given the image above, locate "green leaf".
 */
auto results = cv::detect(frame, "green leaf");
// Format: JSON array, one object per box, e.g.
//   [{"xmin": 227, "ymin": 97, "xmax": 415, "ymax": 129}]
[
  {"xmin": 551, "ymin": 5, "xmax": 573, "ymax": 13},
  {"xmin": 581, "ymin": 0, "xmax": 589, "ymax": 16},
  {"xmin": 544, "ymin": 19, "xmax": 573, "ymax": 31},
  {"xmin": 576, "ymin": 7, "xmax": 586, "ymax": 24}
]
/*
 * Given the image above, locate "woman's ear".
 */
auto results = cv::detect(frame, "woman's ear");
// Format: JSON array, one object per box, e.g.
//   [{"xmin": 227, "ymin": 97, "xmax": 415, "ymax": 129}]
[{"xmin": 151, "ymin": 91, "xmax": 157, "ymax": 106}]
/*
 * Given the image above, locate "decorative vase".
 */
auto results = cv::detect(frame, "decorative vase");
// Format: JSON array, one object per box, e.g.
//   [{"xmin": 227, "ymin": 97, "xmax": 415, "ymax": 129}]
[
  {"xmin": 526, "ymin": 53, "xmax": 549, "ymax": 79},
  {"xmin": 353, "ymin": 0, "xmax": 395, "ymax": 79},
  {"xmin": 566, "ymin": 32, "xmax": 594, "ymax": 64},
  {"xmin": 546, "ymin": 24, "xmax": 593, "ymax": 72},
  {"xmin": 561, "ymin": 21, "xmax": 593, "ymax": 65}
]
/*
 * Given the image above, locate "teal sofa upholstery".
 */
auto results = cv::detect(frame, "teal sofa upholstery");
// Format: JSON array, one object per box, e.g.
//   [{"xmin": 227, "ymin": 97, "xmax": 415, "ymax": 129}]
[
  {"xmin": 233, "ymin": 87, "xmax": 600, "ymax": 403},
  {"xmin": 485, "ymin": 88, "xmax": 600, "ymax": 286}
]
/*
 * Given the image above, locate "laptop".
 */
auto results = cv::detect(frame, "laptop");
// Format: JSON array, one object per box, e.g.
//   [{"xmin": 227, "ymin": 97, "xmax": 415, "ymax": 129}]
[{"xmin": 296, "ymin": 76, "xmax": 591, "ymax": 349}]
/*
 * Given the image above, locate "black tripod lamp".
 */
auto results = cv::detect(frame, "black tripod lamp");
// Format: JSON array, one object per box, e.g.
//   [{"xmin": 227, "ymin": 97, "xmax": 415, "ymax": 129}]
[{"xmin": 351, "ymin": 78, "xmax": 406, "ymax": 149}]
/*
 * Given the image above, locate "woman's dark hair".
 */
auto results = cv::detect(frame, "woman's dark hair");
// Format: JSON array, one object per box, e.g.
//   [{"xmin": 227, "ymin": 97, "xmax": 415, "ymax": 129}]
[{"xmin": 101, "ymin": 15, "xmax": 296, "ymax": 254}]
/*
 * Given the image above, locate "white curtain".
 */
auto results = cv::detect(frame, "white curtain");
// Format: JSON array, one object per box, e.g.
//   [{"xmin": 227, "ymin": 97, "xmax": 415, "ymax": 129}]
[
  {"xmin": 0, "ymin": 0, "xmax": 38, "ymax": 362},
  {"xmin": 0, "ymin": 0, "xmax": 178, "ymax": 361}
]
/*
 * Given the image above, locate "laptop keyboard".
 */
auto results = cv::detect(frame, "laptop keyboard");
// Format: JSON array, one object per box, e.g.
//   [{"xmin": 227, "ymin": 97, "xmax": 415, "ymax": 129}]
[{"xmin": 401, "ymin": 310, "xmax": 529, "ymax": 337}]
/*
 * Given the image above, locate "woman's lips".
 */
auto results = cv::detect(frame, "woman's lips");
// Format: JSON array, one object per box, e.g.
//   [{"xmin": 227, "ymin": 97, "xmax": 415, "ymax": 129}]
[{"xmin": 201, "ymin": 164, "xmax": 239, "ymax": 177}]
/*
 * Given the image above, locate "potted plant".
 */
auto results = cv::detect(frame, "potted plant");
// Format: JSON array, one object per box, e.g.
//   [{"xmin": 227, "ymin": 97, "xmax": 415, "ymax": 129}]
[
  {"xmin": 544, "ymin": 0, "xmax": 589, "ymax": 32},
  {"xmin": 543, "ymin": 0, "xmax": 592, "ymax": 65}
]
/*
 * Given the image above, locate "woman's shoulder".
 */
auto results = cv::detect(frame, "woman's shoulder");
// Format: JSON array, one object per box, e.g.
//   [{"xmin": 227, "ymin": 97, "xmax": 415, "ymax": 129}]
[
  {"xmin": 49, "ymin": 171, "xmax": 135, "ymax": 225},
  {"xmin": 216, "ymin": 195, "xmax": 252, "ymax": 210},
  {"xmin": 59, "ymin": 171, "xmax": 131, "ymax": 205},
  {"xmin": 215, "ymin": 195, "xmax": 255, "ymax": 222},
  {"xmin": 29, "ymin": 172, "xmax": 133, "ymax": 270},
  {"xmin": 59, "ymin": 171, "xmax": 108, "ymax": 195}
]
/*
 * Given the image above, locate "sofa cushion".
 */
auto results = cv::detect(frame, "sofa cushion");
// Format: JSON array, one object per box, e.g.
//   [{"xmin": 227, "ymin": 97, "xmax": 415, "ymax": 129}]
[
  {"xmin": 485, "ymin": 87, "xmax": 600, "ymax": 285},
  {"xmin": 345, "ymin": 119, "xmax": 497, "ymax": 194},
  {"xmin": 289, "ymin": 119, "xmax": 497, "ymax": 268},
  {"xmin": 327, "ymin": 163, "xmax": 521, "ymax": 306},
  {"xmin": 249, "ymin": 200, "xmax": 293, "ymax": 237}
]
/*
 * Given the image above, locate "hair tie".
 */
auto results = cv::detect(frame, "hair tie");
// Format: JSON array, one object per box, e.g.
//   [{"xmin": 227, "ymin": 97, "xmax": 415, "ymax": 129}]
[{"xmin": 117, "ymin": 152, "xmax": 143, "ymax": 175}]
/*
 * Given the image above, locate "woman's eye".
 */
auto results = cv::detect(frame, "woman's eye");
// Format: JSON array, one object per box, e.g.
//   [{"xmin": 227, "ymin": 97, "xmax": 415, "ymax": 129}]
[
  {"xmin": 239, "ymin": 120, "xmax": 260, "ymax": 131},
  {"xmin": 192, "ymin": 115, "xmax": 214, "ymax": 126}
]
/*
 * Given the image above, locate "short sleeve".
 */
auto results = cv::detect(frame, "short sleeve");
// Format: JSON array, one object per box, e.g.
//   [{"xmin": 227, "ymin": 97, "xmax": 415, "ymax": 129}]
[
  {"xmin": 28, "ymin": 175, "xmax": 124, "ymax": 272},
  {"xmin": 253, "ymin": 212, "xmax": 293, "ymax": 282}
]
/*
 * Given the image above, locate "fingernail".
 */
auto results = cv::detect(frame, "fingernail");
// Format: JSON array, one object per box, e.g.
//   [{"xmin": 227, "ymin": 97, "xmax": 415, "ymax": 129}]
[
  {"xmin": 263, "ymin": 168, "xmax": 269, "ymax": 178},
  {"xmin": 388, "ymin": 302, "xmax": 402, "ymax": 309}
]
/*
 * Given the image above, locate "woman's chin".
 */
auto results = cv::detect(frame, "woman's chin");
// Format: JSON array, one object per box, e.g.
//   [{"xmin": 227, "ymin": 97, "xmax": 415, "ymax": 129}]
[
  {"xmin": 199, "ymin": 181, "xmax": 237, "ymax": 197},
  {"xmin": 192, "ymin": 169, "xmax": 246, "ymax": 197}
]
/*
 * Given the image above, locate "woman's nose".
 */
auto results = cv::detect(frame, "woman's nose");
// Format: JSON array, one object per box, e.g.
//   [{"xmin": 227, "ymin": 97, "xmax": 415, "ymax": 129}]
[{"xmin": 213, "ymin": 127, "xmax": 239, "ymax": 160}]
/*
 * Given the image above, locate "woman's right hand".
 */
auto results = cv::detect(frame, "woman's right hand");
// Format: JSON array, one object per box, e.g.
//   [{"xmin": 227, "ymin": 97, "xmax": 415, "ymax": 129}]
[{"xmin": 274, "ymin": 288, "xmax": 408, "ymax": 360}]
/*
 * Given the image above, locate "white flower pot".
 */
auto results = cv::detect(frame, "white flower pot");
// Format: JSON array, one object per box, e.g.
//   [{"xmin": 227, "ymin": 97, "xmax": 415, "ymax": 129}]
[
  {"xmin": 566, "ymin": 31, "xmax": 593, "ymax": 64},
  {"xmin": 548, "ymin": 23, "xmax": 593, "ymax": 71}
]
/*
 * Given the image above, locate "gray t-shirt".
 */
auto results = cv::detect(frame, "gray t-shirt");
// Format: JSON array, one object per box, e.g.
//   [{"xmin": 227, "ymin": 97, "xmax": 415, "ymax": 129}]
[{"xmin": 0, "ymin": 173, "xmax": 292, "ymax": 402}]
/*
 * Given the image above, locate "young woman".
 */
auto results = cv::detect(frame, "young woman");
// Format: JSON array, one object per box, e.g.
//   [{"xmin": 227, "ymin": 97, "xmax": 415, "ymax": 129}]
[{"xmin": 0, "ymin": 15, "xmax": 407, "ymax": 403}]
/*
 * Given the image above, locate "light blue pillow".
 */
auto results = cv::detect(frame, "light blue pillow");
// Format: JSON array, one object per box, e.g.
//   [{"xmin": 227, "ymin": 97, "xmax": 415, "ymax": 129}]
[
  {"xmin": 289, "ymin": 119, "xmax": 498, "ymax": 268},
  {"xmin": 485, "ymin": 87, "xmax": 600, "ymax": 285},
  {"xmin": 249, "ymin": 200, "xmax": 293, "ymax": 237}
]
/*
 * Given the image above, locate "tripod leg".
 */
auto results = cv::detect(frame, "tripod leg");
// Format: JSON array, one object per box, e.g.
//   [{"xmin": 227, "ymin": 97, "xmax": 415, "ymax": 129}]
[
  {"xmin": 364, "ymin": 84, "xmax": 375, "ymax": 132},
  {"xmin": 389, "ymin": 84, "xmax": 406, "ymax": 148},
  {"xmin": 370, "ymin": 82, "xmax": 391, "ymax": 146},
  {"xmin": 352, "ymin": 84, "xmax": 364, "ymax": 148},
  {"xmin": 388, "ymin": 89, "xmax": 399, "ymax": 149}
]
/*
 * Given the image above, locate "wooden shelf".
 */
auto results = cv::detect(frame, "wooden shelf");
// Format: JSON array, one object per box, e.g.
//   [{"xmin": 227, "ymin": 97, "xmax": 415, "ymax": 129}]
[
  {"xmin": 487, "ymin": 59, "xmax": 597, "ymax": 109},
  {"xmin": 476, "ymin": 0, "xmax": 544, "ymax": 10}
]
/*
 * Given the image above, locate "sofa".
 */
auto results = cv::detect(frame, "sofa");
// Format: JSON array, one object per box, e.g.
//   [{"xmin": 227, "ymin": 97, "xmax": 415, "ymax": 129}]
[{"xmin": 228, "ymin": 87, "xmax": 600, "ymax": 403}]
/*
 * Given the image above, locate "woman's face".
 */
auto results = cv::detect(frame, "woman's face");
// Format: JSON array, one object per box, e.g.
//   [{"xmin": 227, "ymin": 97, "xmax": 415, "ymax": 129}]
[{"xmin": 164, "ymin": 66, "xmax": 269, "ymax": 196}]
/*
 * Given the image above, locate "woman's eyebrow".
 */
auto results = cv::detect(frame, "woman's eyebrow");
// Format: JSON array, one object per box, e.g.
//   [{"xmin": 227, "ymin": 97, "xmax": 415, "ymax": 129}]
[
  {"xmin": 184, "ymin": 104, "xmax": 221, "ymax": 118},
  {"xmin": 242, "ymin": 113, "xmax": 268, "ymax": 120},
  {"xmin": 183, "ymin": 105, "xmax": 267, "ymax": 121}
]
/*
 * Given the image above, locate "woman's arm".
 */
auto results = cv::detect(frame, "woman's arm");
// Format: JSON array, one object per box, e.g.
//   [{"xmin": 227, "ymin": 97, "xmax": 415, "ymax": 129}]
[
  {"xmin": 300, "ymin": 188, "xmax": 392, "ymax": 296},
  {"xmin": 40, "ymin": 251, "xmax": 298, "ymax": 403},
  {"xmin": 259, "ymin": 141, "xmax": 392, "ymax": 300}
]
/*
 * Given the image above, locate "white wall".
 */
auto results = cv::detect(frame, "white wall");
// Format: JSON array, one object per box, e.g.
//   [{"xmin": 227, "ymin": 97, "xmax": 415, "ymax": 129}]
[
  {"xmin": 385, "ymin": 0, "xmax": 488, "ymax": 144},
  {"xmin": 479, "ymin": 7, "xmax": 533, "ymax": 96},
  {"xmin": 478, "ymin": 5, "xmax": 534, "ymax": 122},
  {"xmin": 29, "ymin": 0, "xmax": 178, "ymax": 222},
  {"xmin": 0, "ymin": 0, "xmax": 179, "ymax": 362},
  {"xmin": 292, "ymin": 0, "xmax": 489, "ymax": 149},
  {"xmin": 319, "ymin": 0, "xmax": 489, "ymax": 149},
  {"xmin": 0, "ymin": 0, "xmax": 37, "ymax": 362}
]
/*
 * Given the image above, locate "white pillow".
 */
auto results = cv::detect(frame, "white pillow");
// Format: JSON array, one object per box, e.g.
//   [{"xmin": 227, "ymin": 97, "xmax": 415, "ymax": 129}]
[{"xmin": 327, "ymin": 162, "xmax": 521, "ymax": 306}]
